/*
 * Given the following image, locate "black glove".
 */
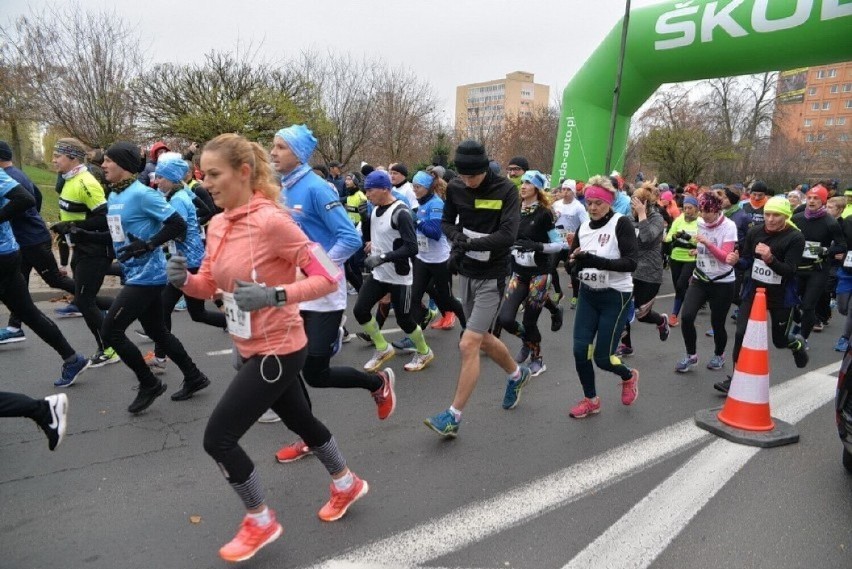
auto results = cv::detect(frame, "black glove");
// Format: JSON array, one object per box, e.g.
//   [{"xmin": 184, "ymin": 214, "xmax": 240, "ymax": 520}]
[
  {"xmin": 117, "ymin": 233, "xmax": 152, "ymax": 261},
  {"xmin": 364, "ymin": 254, "xmax": 386, "ymax": 271},
  {"xmin": 581, "ymin": 253, "xmax": 608, "ymax": 270},
  {"xmin": 515, "ymin": 237, "xmax": 543, "ymax": 252},
  {"xmin": 448, "ymin": 249, "xmax": 464, "ymax": 275},
  {"xmin": 452, "ymin": 233, "xmax": 470, "ymax": 251},
  {"xmin": 50, "ymin": 221, "xmax": 73, "ymax": 235},
  {"xmin": 68, "ymin": 225, "xmax": 89, "ymax": 243}
]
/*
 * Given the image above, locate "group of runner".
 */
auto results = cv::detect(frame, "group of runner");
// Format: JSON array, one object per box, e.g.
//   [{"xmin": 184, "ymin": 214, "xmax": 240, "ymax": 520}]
[{"xmin": 2, "ymin": 130, "xmax": 850, "ymax": 562}]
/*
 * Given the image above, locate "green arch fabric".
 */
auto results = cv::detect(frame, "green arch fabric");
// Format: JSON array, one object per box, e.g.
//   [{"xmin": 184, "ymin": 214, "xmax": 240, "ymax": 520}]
[{"xmin": 552, "ymin": 0, "xmax": 852, "ymax": 182}]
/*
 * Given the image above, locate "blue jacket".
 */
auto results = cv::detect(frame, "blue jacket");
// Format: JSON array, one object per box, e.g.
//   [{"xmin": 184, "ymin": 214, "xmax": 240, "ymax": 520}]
[{"xmin": 4, "ymin": 166, "xmax": 50, "ymax": 247}]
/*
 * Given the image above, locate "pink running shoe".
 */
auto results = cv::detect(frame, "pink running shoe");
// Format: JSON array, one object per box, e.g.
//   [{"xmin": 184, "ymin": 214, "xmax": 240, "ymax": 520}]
[
  {"xmin": 622, "ymin": 369, "xmax": 639, "ymax": 406},
  {"xmin": 569, "ymin": 397, "xmax": 601, "ymax": 419}
]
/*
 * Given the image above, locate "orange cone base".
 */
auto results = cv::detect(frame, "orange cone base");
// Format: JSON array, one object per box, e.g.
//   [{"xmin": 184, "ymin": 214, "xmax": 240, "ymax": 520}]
[
  {"xmin": 717, "ymin": 399, "xmax": 774, "ymax": 431},
  {"xmin": 695, "ymin": 408, "xmax": 799, "ymax": 448}
]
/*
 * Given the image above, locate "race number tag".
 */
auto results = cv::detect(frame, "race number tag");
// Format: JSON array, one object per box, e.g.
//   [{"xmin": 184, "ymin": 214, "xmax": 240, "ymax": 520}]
[
  {"xmin": 802, "ymin": 240, "xmax": 821, "ymax": 260},
  {"xmin": 462, "ymin": 228, "xmax": 490, "ymax": 262},
  {"xmin": 578, "ymin": 268, "xmax": 609, "ymax": 289},
  {"xmin": 222, "ymin": 292, "xmax": 252, "ymax": 339},
  {"xmin": 751, "ymin": 259, "xmax": 782, "ymax": 284},
  {"xmin": 167, "ymin": 241, "xmax": 178, "ymax": 256},
  {"xmin": 107, "ymin": 215, "xmax": 126, "ymax": 243},
  {"xmin": 844, "ymin": 251, "xmax": 852, "ymax": 269},
  {"xmin": 512, "ymin": 249, "xmax": 536, "ymax": 267},
  {"xmin": 416, "ymin": 234, "xmax": 430, "ymax": 252},
  {"xmin": 696, "ymin": 244, "xmax": 718, "ymax": 272}
]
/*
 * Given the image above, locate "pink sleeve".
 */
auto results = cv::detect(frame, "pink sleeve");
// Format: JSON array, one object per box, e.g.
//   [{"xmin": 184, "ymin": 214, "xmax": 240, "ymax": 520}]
[
  {"xmin": 267, "ymin": 212, "xmax": 338, "ymax": 303},
  {"xmin": 706, "ymin": 241, "xmax": 735, "ymax": 263},
  {"xmin": 182, "ymin": 255, "xmax": 218, "ymax": 299}
]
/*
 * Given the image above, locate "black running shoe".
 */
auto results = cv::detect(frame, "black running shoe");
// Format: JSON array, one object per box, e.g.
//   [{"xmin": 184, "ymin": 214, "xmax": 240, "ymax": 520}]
[
  {"xmin": 792, "ymin": 342, "xmax": 809, "ymax": 368},
  {"xmin": 713, "ymin": 376, "xmax": 732, "ymax": 394},
  {"xmin": 170, "ymin": 374, "xmax": 211, "ymax": 401},
  {"xmin": 128, "ymin": 381, "xmax": 167, "ymax": 414},
  {"xmin": 551, "ymin": 306, "xmax": 564, "ymax": 332}
]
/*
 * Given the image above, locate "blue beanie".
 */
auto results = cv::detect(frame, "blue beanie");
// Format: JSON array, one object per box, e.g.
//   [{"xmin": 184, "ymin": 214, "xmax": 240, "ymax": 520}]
[
  {"xmin": 364, "ymin": 170, "xmax": 392, "ymax": 190},
  {"xmin": 275, "ymin": 124, "xmax": 317, "ymax": 164},
  {"xmin": 521, "ymin": 170, "xmax": 547, "ymax": 190},
  {"xmin": 683, "ymin": 196, "xmax": 699, "ymax": 208},
  {"xmin": 154, "ymin": 152, "xmax": 189, "ymax": 183},
  {"xmin": 412, "ymin": 171, "xmax": 433, "ymax": 189}
]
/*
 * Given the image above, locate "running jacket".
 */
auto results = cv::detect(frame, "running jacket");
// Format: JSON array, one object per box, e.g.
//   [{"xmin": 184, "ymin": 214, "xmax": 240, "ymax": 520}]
[
  {"xmin": 182, "ymin": 193, "xmax": 337, "ymax": 359},
  {"xmin": 790, "ymin": 211, "xmax": 846, "ymax": 271},
  {"xmin": 664, "ymin": 214, "xmax": 698, "ymax": 263},
  {"xmin": 631, "ymin": 207, "xmax": 666, "ymax": 284},
  {"xmin": 414, "ymin": 191, "xmax": 450, "ymax": 264},
  {"xmin": 736, "ymin": 224, "xmax": 805, "ymax": 309},
  {"xmin": 60, "ymin": 169, "xmax": 112, "ymax": 258},
  {"xmin": 3, "ymin": 165, "xmax": 50, "ymax": 247},
  {"xmin": 0, "ymin": 170, "xmax": 22, "ymax": 255},
  {"xmin": 512, "ymin": 202, "xmax": 557, "ymax": 277},
  {"xmin": 166, "ymin": 185, "xmax": 206, "ymax": 269}
]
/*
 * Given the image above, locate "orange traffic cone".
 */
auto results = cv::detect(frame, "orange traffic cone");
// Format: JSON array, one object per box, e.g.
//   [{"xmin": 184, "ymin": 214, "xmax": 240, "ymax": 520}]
[{"xmin": 717, "ymin": 287, "xmax": 774, "ymax": 431}]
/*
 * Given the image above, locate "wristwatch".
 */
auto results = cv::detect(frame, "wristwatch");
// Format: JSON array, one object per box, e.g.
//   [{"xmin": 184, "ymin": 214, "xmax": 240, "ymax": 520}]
[
  {"xmin": 380, "ymin": 253, "xmax": 387, "ymax": 262},
  {"xmin": 273, "ymin": 286, "xmax": 287, "ymax": 307}
]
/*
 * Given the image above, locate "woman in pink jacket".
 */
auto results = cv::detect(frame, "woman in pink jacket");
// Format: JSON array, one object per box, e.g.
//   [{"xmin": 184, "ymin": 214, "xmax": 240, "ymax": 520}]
[{"xmin": 166, "ymin": 133, "xmax": 369, "ymax": 562}]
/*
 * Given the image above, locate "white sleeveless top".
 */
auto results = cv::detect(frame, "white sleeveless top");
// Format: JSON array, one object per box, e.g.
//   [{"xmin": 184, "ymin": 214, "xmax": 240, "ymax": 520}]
[
  {"xmin": 370, "ymin": 200, "xmax": 413, "ymax": 285},
  {"xmin": 577, "ymin": 213, "xmax": 633, "ymax": 293}
]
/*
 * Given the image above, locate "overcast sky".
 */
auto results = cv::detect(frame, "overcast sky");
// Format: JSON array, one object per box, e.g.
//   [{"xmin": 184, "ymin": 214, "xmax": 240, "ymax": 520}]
[{"xmin": 3, "ymin": 0, "xmax": 663, "ymax": 121}]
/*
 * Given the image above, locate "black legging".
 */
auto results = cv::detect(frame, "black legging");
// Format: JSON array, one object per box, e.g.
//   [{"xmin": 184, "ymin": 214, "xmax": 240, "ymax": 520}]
[
  {"xmin": 354, "ymin": 276, "xmax": 417, "ymax": 334},
  {"xmin": 8, "ymin": 240, "xmax": 76, "ymax": 329},
  {"xmin": 680, "ymin": 279, "xmax": 735, "ymax": 356},
  {"xmin": 669, "ymin": 259, "xmax": 696, "ymax": 315},
  {"xmin": 498, "ymin": 272, "xmax": 549, "ymax": 355},
  {"xmin": 203, "ymin": 349, "xmax": 332, "ymax": 485},
  {"xmin": 345, "ymin": 248, "xmax": 365, "ymax": 292},
  {"xmin": 795, "ymin": 269, "xmax": 829, "ymax": 339},
  {"xmin": 409, "ymin": 257, "xmax": 466, "ymax": 329},
  {"xmin": 0, "ymin": 391, "xmax": 51, "ymax": 422},
  {"xmin": 154, "ymin": 268, "xmax": 226, "ymax": 359},
  {"xmin": 0, "ymin": 252, "xmax": 75, "ymax": 360},
  {"xmin": 102, "ymin": 285, "xmax": 202, "ymax": 388},
  {"xmin": 621, "ymin": 279, "xmax": 665, "ymax": 349},
  {"xmin": 71, "ymin": 253, "xmax": 114, "ymax": 351},
  {"xmin": 732, "ymin": 294, "xmax": 796, "ymax": 364}
]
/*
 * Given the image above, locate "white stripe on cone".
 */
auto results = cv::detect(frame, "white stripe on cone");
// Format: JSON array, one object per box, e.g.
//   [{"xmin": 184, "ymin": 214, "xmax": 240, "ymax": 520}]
[
  {"xmin": 741, "ymin": 321, "xmax": 769, "ymax": 352},
  {"xmin": 727, "ymin": 371, "xmax": 771, "ymax": 404}
]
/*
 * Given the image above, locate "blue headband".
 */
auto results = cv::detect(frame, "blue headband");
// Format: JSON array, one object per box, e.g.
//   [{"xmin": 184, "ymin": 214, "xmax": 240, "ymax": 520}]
[
  {"xmin": 412, "ymin": 171, "xmax": 433, "ymax": 190},
  {"xmin": 683, "ymin": 196, "xmax": 699, "ymax": 208},
  {"xmin": 521, "ymin": 170, "xmax": 546, "ymax": 190},
  {"xmin": 155, "ymin": 156, "xmax": 189, "ymax": 183},
  {"xmin": 275, "ymin": 124, "xmax": 317, "ymax": 165}
]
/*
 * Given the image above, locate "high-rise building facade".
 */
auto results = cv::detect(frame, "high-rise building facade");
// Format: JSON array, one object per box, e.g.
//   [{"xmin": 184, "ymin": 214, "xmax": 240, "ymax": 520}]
[{"xmin": 455, "ymin": 71, "xmax": 550, "ymax": 140}]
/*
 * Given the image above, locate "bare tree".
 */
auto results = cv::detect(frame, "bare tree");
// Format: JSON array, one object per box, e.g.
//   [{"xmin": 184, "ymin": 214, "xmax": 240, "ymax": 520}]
[
  {"xmin": 498, "ymin": 106, "xmax": 560, "ymax": 174},
  {"xmin": 0, "ymin": 53, "xmax": 41, "ymax": 163},
  {"xmin": 0, "ymin": 3, "xmax": 144, "ymax": 148}
]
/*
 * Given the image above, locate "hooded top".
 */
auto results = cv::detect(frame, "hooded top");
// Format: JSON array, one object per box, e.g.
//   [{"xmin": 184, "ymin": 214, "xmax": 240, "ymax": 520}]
[{"xmin": 181, "ymin": 193, "xmax": 336, "ymax": 358}]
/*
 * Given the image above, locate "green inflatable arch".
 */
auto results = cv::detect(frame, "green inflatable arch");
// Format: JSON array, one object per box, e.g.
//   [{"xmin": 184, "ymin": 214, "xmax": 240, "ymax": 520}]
[{"xmin": 552, "ymin": 0, "xmax": 852, "ymax": 183}]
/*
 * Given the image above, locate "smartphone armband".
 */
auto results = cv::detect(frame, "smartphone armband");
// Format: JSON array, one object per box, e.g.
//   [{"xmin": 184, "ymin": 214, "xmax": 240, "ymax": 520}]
[{"xmin": 302, "ymin": 242, "xmax": 342, "ymax": 283}]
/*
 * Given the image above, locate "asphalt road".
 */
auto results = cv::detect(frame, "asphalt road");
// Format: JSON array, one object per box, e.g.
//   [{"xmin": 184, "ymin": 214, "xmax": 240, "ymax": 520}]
[{"xmin": 1, "ymin": 277, "xmax": 851, "ymax": 569}]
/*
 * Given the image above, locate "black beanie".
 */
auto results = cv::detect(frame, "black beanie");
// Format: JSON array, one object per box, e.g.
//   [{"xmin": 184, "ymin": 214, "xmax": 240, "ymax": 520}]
[
  {"xmin": 454, "ymin": 140, "xmax": 489, "ymax": 175},
  {"xmin": 361, "ymin": 163, "xmax": 374, "ymax": 177},
  {"xmin": 750, "ymin": 180, "xmax": 768, "ymax": 194},
  {"xmin": 723, "ymin": 186, "xmax": 741, "ymax": 205},
  {"xmin": 508, "ymin": 156, "xmax": 529, "ymax": 172},
  {"xmin": 389, "ymin": 163, "xmax": 409, "ymax": 178},
  {"xmin": 0, "ymin": 140, "xmax": 12, "ymax": 161},
  {"xmin": 106, "ymin": 141, "xmax": 143, "ymax": 174}
]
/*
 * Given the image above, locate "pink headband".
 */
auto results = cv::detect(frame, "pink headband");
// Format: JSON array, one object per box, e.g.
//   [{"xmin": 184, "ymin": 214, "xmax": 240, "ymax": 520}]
[{"xmin": 584, "ymin": 185, "xmax": 614, "ymax": 205}]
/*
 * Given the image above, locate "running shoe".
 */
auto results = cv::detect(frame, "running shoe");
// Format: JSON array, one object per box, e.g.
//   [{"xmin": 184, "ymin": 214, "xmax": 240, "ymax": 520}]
[
  {"xmin": 621, "ymin": 369, "xmax": 639, "ymax": 406},
  {"xmin": 515, "ymin": 343, "xmax": 531, "ymax": 364},
  {"xmin": 372, "ymin": 368, "xmax": 396, "ymax": 419},
  {"xmin": 615, "ymin": 344, "xmax": 634, "ymax": 357},
  {"xmin": 705, "ymin": 328, "xmax": 715, "ymax": 337},
  {"xmin": 392, "ymin": 337, "xmax": 417, "ymax": 353},
  {"xmin": 275, "ymin": 440, "xmax": 313, "ymax": 463},
  {"xmin": 404, "ymin": 349, "xmax": 434, "ymax": 372},
  {"xmin": 835, "ymin": 336, "xmax": 849, "ymax": 352},
  {"xmin": 812, "ymin": 322, "xmax": 825, "ymax": 332},
  {"xmin": 529, "ymin": 357, "xmax": 546, "ymax": 377},
  {"xmin": 714, "ymin": 376, "xmax": 732, "ymax": 394},
  {"xmin": 675, "ymin": 354, "xmax": 699, "ymax": 373},
  {"xmin": 792, "ymin": 341, "xmax": 809, "ymax": 368},
  {"xmin": 258, "ymin": 409, "xmax": 281, "ymax": 423},
  {"xmin": 218, "ymin": 511, "xmax": 283, "ymax": 563},
  {"xmin": 830, "ymin": 298, "xmax": 838, "ymax": 310},
  {"xmin": 502, "ymin": 366, "xmax": 532, "ymax": 410},
  {"xmin": 551, "ymin": 305, "xmax": 564, "ymax": 332},
  {"xmin": 341, "ymin": 330, "xmax": 356, "ymax": 343},
  {"xmin": 420, "ymin": 307, "xmax": 438, "ymax": 330},
  {"xmin": 424, "ymin": 409, "xmax": 460, "ymax": 438},
  {"xmin": 569, "ymin": 397, "xmax": 601, "ymax": 419},
  {"xmin": 355, "ymin": 332, "xmax": 374, "ymax": 345},
  {"xmin": 54, "ymin": 354, "xmax": 89, "ymax": 387},
  {"xmin": 318, "ymin": 474, "xmax": 369, "ymax": 522},
  {"xmin": 54, "ymin": 303, "xmax": 82, "ymax": 318},
  {"xmin": 0, "ymin": 327, "xmax": 26, "ymax": 344},
  {"xmin": 331, "ymin": 326, "xmax": 344, "ymax": 357},
  {"xmin": 174, "ymin": 297, "xmax": 187, "ymax": 312},
  {"xmin": 626, "ymin": 299, "xmax": 636, "ymax": 324},
  {"xmin": 570, "ymin": 297, "xmax": 578, "ymax": 310},
  {"xmin": 347, "ymin": 284, "xmax": 358, "ymax": 296},
  {"xmin": 658, "ymin": 315, "xmax": 670, "ymax": 341},
  {"xmin": 430, "ymin": 313, "xmax": 448, "ymax": 329},
  {"xmin": 667, "ymin": 313, "xmax": 679, "ymax": 327},
  {"xmin": 170, "ymin": 374, "xmax": 211, "ymax": 401},
  {"xmin": 89, "ymin": 347, "xmax": 120, "ymax": 368},
  {"xmin": 439, "ymin": 312, "xmax": 457, "ymax": 330},
  {"xmin": 706, "ymin": 354, "xmax": 726, "ymax": 370},
  {"xmin": 127, "ymin": 380, "xmax": 167, "ymax": 414},
  {"xmin": 135, "ymin": 329, "xmax": 152, "ymax": 342},
  {"xmin": 730, "ymin": 308, "xmax": 739, "ymax": 321},
  {"xmin": 40, "ymin": 393, "xmax": 68, "ymax": 451},
  {"xmin": 144, "ymin": 351, "xmax": 167, "ymax": 375},
  {"xmin": 363, "ymin": 345, "xmax": 394, "ymax": 372},
  {"xmin": 551, "ymin": 292, "xmax": 563, "ymax": 305}
]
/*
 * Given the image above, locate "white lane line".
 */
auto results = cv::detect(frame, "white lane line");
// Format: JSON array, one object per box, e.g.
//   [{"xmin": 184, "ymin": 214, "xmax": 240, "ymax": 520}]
[
  {"xmin": 563, "ymin": 363, "xmax": 838, "ymax": 569},
  {"xmin": 206, "ymin": 349, "xmax": 233, "ymax": 356},
  {"xmin": 307, "ymin": 363, "xmax": 838, "ymax": 569}
]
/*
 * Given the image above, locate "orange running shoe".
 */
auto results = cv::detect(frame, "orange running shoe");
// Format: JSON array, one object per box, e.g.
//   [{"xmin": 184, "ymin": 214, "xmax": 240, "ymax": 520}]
[
  {"xmin": 275, "ymin": 440, "xmax": 313, "ymax": 463},
  {"xmin": 218, "ymin": 511, "xmax": 283, "ymax": 562},
  {"xmin": 430, "ymin": 313, "xmax": 446, "ymax": 329},
  {"xmin": 667, "ymin": 314, "xmax": 679, "ymax": 327},
  {"xmin": 371, "ymin": 368, "xmax": 396, "ymax": 420},
  {"xmin": 439, "ymin": 312, "xmax": 457, "ymax": 330},
  {"xmin": 318, "ymin": 474, "xmax": 369, "ymax": 522}
]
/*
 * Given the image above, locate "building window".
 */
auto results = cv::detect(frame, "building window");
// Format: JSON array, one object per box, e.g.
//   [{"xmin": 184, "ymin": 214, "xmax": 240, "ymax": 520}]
[
  {"xmin": 817, "ymin": 70, "xmax": 826, "ymax": 79},
  {"xmin": 829, "ymin": 69, "xmax": 837, "ymax": 78},
  {"xmin": 830, "ymin": 85, "xmax": 839, "ymax": 94},
  {"xmin": 838, "ymin": 117, "xmax": 847, "ymax": 126},
  {"xmin": 840, "ymin": 134, "xmax": 850, "ymax": 142},
  {"xmin": 804, "ymin": 119, "xmax": 813, "ymax": 127},
  {"xmin": 826, "ymin": 118, "xmax": 834, "ymax": 126},
  {"xmin": 822, "ymin": 101, "xmax": 831, "ymax": 110},
  {"xmin": 844, "ymin": 83, "xmax": 852, "ymax": 93},
  {"xmin": 808, "ymin": 87, "xmax": 817, "ymax": 95},
  {"xmin": 806, "ymin": 133, "xmax": 815, "ymax": 142},
  {"xmin": 818, "ymin": 133, "xmax": 827, "ymax": 142},
  {"xmin": 811, "ymin": 102, "xmax": 820, "ymax": 110},
  {"xmin": 847, "ymin": 100, "xmax": 852, "ymax": 109}
]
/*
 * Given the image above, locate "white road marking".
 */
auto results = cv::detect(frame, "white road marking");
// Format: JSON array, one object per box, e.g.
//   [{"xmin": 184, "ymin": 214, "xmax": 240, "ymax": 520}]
[
  {"xmin": 306, "ymin": 363, "xmax": 838, "ymax": 569},
  {"xmin": 563, "ymin": 364, "xmax": 837, "ymax": 569},
  {"xmin": 206, "ymin": 349, "xmax": 233, "ymax": 356}
]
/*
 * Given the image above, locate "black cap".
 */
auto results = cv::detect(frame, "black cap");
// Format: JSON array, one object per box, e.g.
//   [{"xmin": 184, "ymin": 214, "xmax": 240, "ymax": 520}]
[
  {"xmin": 508, "ymin": 156, "xmax": 529, "ymax": 171},
  {"xmin": 390, "ymin": 163, "xmax": 409, "ymax": 178},
  {"xmin": 0, "ymin": 140, "xmax": 12, "ymax": 161},
  {"xmin": 454, "ymin": 140, "xmax": 489, "ymax": 175},
  {"xmin": 105, "ymin": 141, "xmax": 143, "ymax": 174}
]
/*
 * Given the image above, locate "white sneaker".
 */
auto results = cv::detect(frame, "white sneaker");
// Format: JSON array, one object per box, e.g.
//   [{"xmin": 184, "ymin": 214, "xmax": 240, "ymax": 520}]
[
  {"xmin": 257, "ymin": 409, "xmax": 281, "ymax": 423},
  {"xmin": 404, "ymin": 349, "xmax": 434, "ymax": 372},
  {"xmin": 363, "ymin": 345, "xmax": 395, "ymax": 372},
  {"xmin": 42, "ymin": 393, "xmax": 68, "ymax": 451}
]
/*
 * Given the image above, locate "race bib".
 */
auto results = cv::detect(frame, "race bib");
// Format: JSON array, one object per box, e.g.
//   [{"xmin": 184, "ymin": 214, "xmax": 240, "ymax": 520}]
[
  {"xmin": 416, "ymin": 234, "xmax": 430, "ymax": 252},
  {"xmin": 556, "ymin": 228, "xmax": 569, "ymax": 243},
  {"xmin": 579, "ymin": 268, "xmax": 609, "ymax": 289},
  {"xmin": 512, "ymin": 249, "xmax": 536, "ymax": 267},
  {"xmin": 222, "ymin": 292, "xmax": 252, "ymax": 339},
  {"xmin": 844, "ymin": 251, "xmax": 852, "ymax": 269},
  {"xmin": 802, "ymin": 240, "xmax": 821, "ymax": 260},
  {"xmin": 107, "ymin": 215, "xmax": 126, "ymax": 243},
  {"xmin": 696, "ymin": 245, "xmax": 718, "ymax": 272},
  {"xmin": 462, "ymin": 228, "xmax": 490, "ymax": 262},
  {"xmin": 167, "ymin": 241, "xmax": 178, "ymax": 256},
  {"xmin": 751, "ymin": 259, "xmax": 782, "ymax": 284}
]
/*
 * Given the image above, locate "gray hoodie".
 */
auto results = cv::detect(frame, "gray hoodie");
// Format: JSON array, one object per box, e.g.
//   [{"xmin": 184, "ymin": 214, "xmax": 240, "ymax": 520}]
[{"xmin": 631, "ymin": 206, "xmax": 666, "ymax": 284}]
